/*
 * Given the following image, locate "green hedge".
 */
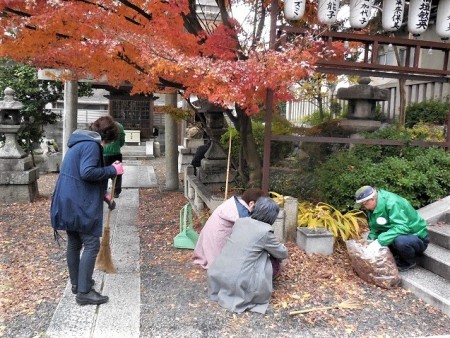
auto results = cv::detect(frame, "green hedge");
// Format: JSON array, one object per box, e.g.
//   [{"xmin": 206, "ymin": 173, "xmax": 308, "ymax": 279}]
[
  {"xmin": 405, "ymin": 100, "xmax": 449, "ymax": 128},
  {"xmin": 315, "ymin": 145, "xmax": 450, "ymax": 211}
]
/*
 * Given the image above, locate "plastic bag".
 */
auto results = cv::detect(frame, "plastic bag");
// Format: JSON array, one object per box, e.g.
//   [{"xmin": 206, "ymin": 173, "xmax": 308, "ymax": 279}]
[{"xmin": 345, "ymin": 239, "xmax": 400, "ymax": 289}]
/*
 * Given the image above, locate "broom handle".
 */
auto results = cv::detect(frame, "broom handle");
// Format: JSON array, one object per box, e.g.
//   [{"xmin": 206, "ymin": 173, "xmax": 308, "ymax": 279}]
[
  {"xmin": 224, "ymin": 131, "xmax": 232, "ymax": 200},
  {"xmin": 289, "ymin": 305, "xmax": 337, "ymax": 316},
  {"xmin": 105, "ymin": 176, "xmax": 117, "ymax": 230},
  {"xmin": 111, "ymin": 175, "xmax": 117, "ymax": 202}
]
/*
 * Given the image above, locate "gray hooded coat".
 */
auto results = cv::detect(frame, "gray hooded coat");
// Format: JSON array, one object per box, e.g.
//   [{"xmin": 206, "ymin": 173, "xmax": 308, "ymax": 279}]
[{"xmin": 207, "ymin": 217, "xmax": 288, "ymax": 314}]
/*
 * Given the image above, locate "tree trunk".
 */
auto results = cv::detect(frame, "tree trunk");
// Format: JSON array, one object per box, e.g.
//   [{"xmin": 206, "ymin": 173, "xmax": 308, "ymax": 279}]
[
  {"xmin": 393, "ymin": 44, "xmax": 406, "ymax": 126},
  {"xmin": 317, "ymin": 95, "xmax": 324, "ymax": 121},
  {"xmin": 398, "ymin": 79, "xmax": 406, "ymax": 126},
  {"xmin": 235, "ymin": 107, "xmax": 262, "ymax": 187}
]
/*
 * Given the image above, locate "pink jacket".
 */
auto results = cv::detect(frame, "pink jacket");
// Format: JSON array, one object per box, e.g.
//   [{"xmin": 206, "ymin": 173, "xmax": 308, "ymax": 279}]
[{"xmin": 193, "ymin": 196, "xmax": 251, "ymax": 269}]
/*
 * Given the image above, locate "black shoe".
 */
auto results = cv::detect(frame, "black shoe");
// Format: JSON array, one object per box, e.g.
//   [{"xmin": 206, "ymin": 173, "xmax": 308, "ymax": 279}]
[
  {"xmin": 76, "ymin": 289, "xmax": 109, "ymax": 306},
  {"xmin": 397, "ymin": 262, "xmax": 417, "ymax": 272},
  {"xmin": 114, "ymin": 192, "xmax": 120, "ymax": 198},
  {"xmin": 71, "ymin": 279, "xmax": 95, "ymax": 295}
]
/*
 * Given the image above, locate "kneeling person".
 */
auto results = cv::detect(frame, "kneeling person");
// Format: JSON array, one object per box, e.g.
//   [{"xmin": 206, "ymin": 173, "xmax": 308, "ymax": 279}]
[
  {"xmin": 207, "ymin": 197, "xmax": 288, "ymax": 314},
  {"xmin": 355, "ymin": 186, "xmax": 429, "ymax": 271}
]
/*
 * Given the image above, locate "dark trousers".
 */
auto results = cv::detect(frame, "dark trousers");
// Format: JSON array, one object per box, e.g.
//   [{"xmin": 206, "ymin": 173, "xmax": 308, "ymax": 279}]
[
  {"xmin": 389, "ymin": 234, "xmax": 429, "ymax": 265},
  {"xmin": 270, "ymin": 256, "xmax": 282, "ymax": 279},
  {"xmin": 104, "ymin": 153, "xmax": 122, "ymax": 196},
  {"xmin": 66, "ymin": 231, "xmax": 100, "ymax": 293}
]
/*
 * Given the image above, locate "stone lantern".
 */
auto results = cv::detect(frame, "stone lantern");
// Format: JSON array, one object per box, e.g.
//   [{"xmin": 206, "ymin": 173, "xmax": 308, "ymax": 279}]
[
  {"xmin": 196, "ymin": 101, "xmax": 236, "ymax": 190},
  {"xmin": 337, "ymin": 77, "xmax": 389, "ymax": 133},
  {"xmin": 0, "ymin": 87, "xmax": 39, "ymax": 202}
]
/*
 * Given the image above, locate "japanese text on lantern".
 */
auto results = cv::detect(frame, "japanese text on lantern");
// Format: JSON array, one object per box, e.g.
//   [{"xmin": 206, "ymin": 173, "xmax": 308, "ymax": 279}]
[
  {"xmin": 390, "ymin": 0, "xmax": 403, "ymax": 29},
  {"xmin": 359, "ymin": 0, "xmax": 371, "ymax": 25},
  {"xmin": 325, "ymin": 1, "xmax": 337, "ymax": 20},
  {"xmin": 416, "ymin": 1, "xmax": 431, "ymax": 30},
  {"xmin": 293, "ymin": 0, "xmax": 304, "ymax": 16}
]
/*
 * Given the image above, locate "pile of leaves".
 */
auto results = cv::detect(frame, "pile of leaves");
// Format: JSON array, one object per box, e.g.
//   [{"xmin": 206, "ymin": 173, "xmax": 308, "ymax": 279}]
[{"xmin": 0, "ymin": 173, "xmax": 67, "ymax": 335}]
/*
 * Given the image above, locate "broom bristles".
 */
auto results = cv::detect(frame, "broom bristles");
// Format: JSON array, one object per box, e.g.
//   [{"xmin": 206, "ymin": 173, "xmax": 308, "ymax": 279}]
[
  {"xmin": 95, "ymin": 176, "xmax": 117, "ymax": 273},
  {"xmin": 96, "ymin": 226, "xmax": 116, "ymax": 273}
]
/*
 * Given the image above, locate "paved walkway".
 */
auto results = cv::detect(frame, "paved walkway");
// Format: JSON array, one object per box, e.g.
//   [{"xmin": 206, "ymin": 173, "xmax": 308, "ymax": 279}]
[{"xmin": 46, "ymin": 164, "xmax": 157, "ymax": 338}]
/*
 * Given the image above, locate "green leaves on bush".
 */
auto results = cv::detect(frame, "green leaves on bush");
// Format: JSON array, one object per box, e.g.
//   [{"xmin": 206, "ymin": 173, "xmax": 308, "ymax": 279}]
[
  {"xmin": 315, "ymin": 146, "xmax": 450, "ymax": 211},
  {"xmin": 220, "ymin": 117, "xmax": 295, "ymax": 168},
  {"xmin": 297, "ymin": 202, "xmax": 366, "ymax": 241},
  {"xmin": 405, "ymin": 100, "xmax": 449, "ymax": 128}
]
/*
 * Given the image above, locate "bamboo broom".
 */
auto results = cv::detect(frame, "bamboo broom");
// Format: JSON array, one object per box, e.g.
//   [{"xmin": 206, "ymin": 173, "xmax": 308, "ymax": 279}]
[
  {"xmin": 289, "ymin": 299, "xmax": 362, "ymax": 316},
  {"xmin": 96, "ymin": 176, "xmax": 117, "ymax": 273}
]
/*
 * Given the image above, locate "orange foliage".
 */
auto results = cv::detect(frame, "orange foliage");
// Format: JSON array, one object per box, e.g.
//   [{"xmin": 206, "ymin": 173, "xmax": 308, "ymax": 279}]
[{"xmin": 0, "ymin": 0, "xmax": 343, "ymax": 115}]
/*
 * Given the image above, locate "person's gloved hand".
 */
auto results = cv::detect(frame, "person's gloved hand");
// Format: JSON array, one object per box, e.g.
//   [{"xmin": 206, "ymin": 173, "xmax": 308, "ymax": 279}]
[
  {"xmin": 365, "ymin": 239, "xmax": 382, "ymax": 257},
  {"xmin": 112, "ymin": 161, "xmax": 124, "ymax": 175},
  {"xmin": 104, "ymin": 194, "xmax": 116, "ymax": 210}
]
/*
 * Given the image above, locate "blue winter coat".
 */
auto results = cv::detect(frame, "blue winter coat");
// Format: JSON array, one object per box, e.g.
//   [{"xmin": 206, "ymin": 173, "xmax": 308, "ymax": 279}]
[{"xmin": 50, "ymin": 130, "xmax": 117, "ymax": 237}]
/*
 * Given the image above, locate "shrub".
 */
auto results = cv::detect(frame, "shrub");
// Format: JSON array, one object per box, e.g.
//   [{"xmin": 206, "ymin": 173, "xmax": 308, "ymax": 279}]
[
  {"xmin": 301, "ymin": 109, "xmax": 331, "ymax": 126},
  {"xmin": 405, "ymin": 100, "xmax": 449, "ymax": 128},
  {"xmin": 220, "ymin": 117, "xmax": 295, "ymax": 175},
  {"xmin": 269, "ymin": 168, "xmax": 319, "ymax": 202},
  {"xmin": 297, "ymin": 201, "xmax": 366, "ymax": 241},
  {"xmin": 315, "ymin": 146, "xmax": 450, "ymax": 210},
  {"xmin": 408, "ymin": 122, "xmax": 445, "ymax": 142}
]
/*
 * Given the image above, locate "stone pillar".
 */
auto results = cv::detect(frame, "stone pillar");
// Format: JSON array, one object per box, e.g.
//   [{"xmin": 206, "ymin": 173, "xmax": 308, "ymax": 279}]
[
  {"xmin": 165, "ymin": 92, "xmax": 179, "ymax": 191},
  {"xmin": 63, "ymin": 80, "xmax": 78, "ymax": 158},
  {"xmin": 0, "ymin": 88, "xmax": 39, "ymax": 203},
  {"xmin": 284, "ymin": 196, "xmax": 299, "ymax": 242}
]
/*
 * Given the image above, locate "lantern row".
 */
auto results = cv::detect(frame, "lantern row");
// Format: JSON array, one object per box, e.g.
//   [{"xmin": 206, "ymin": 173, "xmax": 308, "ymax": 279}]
[{"xmin": 284, "ymin": 0, "xmax": 450, "ymax": 39}]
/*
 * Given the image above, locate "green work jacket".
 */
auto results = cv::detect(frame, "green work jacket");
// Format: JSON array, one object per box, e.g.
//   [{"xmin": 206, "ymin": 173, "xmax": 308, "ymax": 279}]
[
  {"xmin": 103, "ymin": 122, "xmax": 125, "ymax": 156},
  {"xmin": 367, "ymin": 189, "xmax": 428, "ymax": 246}
]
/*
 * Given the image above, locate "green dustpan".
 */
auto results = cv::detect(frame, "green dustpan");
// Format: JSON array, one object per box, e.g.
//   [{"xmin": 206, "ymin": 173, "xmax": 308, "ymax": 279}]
[{"xmin": 174, "ymin": 204, "xmax": 199, "ymax": 249}]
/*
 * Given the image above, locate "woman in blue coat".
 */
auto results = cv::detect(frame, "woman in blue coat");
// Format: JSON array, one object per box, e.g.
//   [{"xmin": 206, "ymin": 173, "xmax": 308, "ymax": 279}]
[{"xmin": 51, "ymin": 116, "xmax": 124, "ymax": 306}]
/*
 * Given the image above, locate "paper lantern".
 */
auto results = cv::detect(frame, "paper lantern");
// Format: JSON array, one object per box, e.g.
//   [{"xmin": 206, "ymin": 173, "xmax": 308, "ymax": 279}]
[
  {"xmin": 382, "ymin": 0, "xmax": 405, "ymax": 32},
  {"xmin": 318, "ymin": 0, "xmax": 340, "ymax": 25},
  {"xmin": 283, "ymin": 0, "xmax": 306, "ymax": 21},
  {"xmin": 407, "ymin": 0, "xmax": 432, "ymax": 36},
  {"xmin": 349, "ymin": 0, "xmax": 374, "ymax": 29},
  {"xmin": 436, "ymin": 0, "xmax": 450, "ymax": 39}
]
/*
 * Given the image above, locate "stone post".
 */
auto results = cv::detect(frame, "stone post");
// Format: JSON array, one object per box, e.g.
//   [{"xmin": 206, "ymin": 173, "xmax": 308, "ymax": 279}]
[
  {"xmin": 284, "ymin": 196, "xmax": 299, "ymax": 242},
  {"xmin": 0, "ymin": 88, "xmax": 39, "ymax": 203},
  {"xmin": 63, "ymin": 80, "xmax": 78, "ymax": 157},
  {"xmin": 165, "ymin": 92, "xmax": 179, "ymax": 191}
]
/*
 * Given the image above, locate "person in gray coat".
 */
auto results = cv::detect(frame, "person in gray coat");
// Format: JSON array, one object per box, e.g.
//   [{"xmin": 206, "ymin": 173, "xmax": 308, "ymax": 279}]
[{"xmin": 207, "ymin": 197, "xmax": 288, "ymax": 314}]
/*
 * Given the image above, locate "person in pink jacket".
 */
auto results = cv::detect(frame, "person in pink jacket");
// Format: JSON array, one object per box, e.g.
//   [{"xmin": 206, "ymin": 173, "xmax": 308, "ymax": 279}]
[{"xmin": 193, "ymin": 188, "xmax": 264, "ymax": 269}]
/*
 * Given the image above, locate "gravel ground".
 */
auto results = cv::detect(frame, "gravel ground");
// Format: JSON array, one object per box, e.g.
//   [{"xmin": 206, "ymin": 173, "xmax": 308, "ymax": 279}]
[
  {"xmin": 2, "ymin": 156, "xmax": 450, "ymax": 338},
  {"xmin": 140, "ymin": 157, "xmax": 450, "ymax": 338}
]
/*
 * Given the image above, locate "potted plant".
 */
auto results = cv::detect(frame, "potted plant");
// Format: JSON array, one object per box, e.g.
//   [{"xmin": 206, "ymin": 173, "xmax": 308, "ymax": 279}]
[{"xmin": 296, "ymin": 202, "xmax": 366, "ymax": 255}]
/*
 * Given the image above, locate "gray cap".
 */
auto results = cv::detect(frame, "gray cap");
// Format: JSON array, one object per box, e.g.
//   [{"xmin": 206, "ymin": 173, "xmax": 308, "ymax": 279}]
[{"xmin": 354, "ymin": 185, "xmax": 376, "ymax": 209}]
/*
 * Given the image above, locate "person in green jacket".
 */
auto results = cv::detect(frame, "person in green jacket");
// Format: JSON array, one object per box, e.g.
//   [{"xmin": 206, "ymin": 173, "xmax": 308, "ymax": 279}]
[
  {"xmin": 103, "ymin": 121, "xmax": 125, "ymax": 198},
  {"xmin": 354, "ymin": 186, "xmax": 429, "ymax": 271}
]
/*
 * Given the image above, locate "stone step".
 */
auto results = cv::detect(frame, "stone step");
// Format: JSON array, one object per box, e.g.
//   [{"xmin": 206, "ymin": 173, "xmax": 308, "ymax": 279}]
[
  {"xmin": 401, "ymin": 266, "xmax": 450, "ymax": 317},
  {"xmin": 418, "ymin": 243, "xmax": 450, "ymax": 281},
  {"xmin": 122, "ymin": 145, "xmax": 153, "ymax": 161},
  {"xmin": 428, "ymin": 218, "xmax": 450, "ymax": 251}
]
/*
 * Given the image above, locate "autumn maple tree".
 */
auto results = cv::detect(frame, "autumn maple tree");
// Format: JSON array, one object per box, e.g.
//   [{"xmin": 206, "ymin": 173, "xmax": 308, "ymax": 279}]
[{"xmin": 0, "ymin": 0, "xmax": 341, "ymax": 186}]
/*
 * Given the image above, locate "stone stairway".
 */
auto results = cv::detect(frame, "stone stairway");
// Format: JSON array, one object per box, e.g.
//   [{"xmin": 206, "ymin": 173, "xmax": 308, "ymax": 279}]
[
  {"xmin": 400, "ymin": 196, "xmax": 450, "ymax": 317},
  {"xmin": 122, "ymin": 144, "xmax": 152, "ymax": 161}
]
